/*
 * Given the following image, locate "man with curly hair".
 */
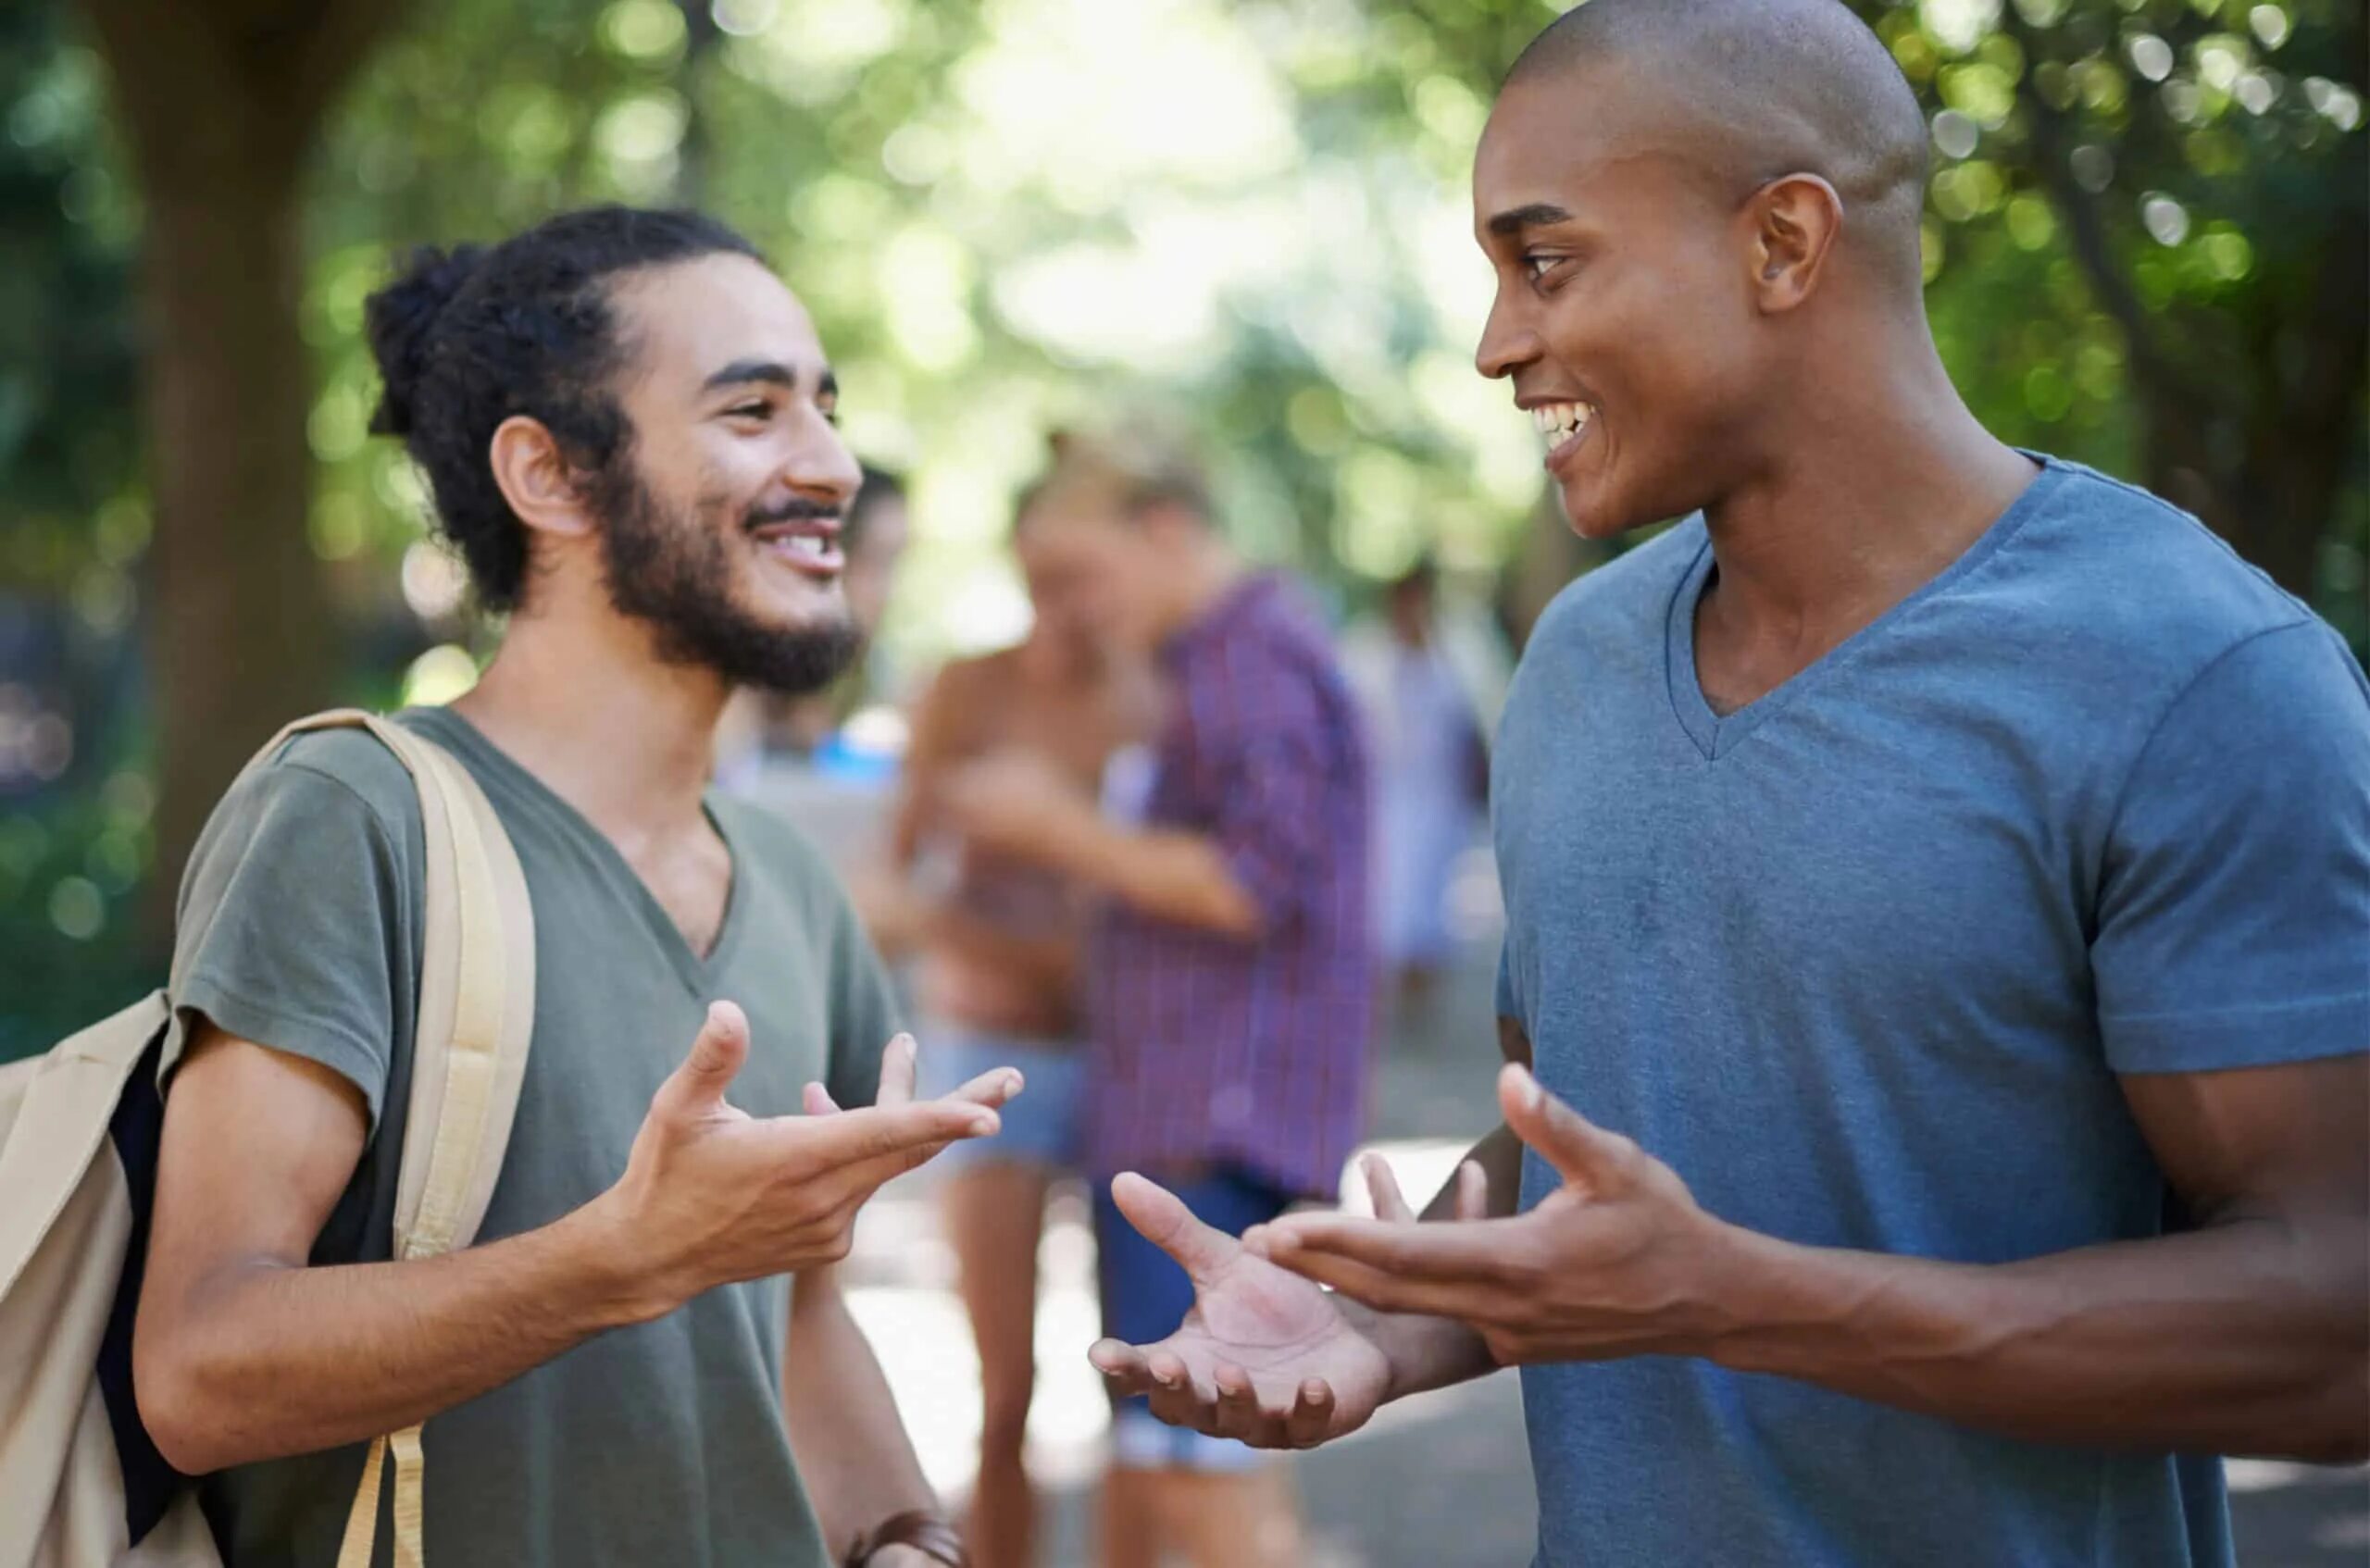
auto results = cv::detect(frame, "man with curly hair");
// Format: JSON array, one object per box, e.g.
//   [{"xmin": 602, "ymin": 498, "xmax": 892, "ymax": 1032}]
[{"xmin": 132, "ymin": 206, "xmax": 997, "ymax": 1568}]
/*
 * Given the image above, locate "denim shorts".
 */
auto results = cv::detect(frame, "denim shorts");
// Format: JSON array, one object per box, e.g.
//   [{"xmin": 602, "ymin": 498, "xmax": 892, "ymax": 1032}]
[{"xmin": 913, "ymin": 1023, "xmax": 1083, "ymax": 1172}]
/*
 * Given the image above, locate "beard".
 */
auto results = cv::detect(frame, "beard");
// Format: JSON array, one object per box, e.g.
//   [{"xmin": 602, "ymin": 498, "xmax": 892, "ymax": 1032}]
[{"xmin": 595, "ymin": 468, "xmax": 863, "ymax": 695}]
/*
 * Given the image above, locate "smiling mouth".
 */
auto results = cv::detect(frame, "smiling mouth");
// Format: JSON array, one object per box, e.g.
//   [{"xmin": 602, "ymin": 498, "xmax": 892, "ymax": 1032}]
[
  {"xmin": 1530, "ymin": 400, "xmax": 1594, "ymax": 454},
  {"xmin": 749, "ymin": 526, "xmax": 844, "ymax": 579}
]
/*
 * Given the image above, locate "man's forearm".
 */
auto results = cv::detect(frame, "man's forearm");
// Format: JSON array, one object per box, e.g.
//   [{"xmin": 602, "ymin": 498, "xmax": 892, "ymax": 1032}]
[
  {"xmin": 1375, "ymin": 1124, "xmax": 1530, "ymax": 1400},
  {"xmin": 1708, "ymin": 1207, "xmax": 2370, "ymax": 1462},
  {"xmin": 783, "ymin": 1265, "xmax": 936, "ymax": 1557},
  {"xmin": 136, "ymin": 1202, "xmax": 664, "ymax": 1475}
]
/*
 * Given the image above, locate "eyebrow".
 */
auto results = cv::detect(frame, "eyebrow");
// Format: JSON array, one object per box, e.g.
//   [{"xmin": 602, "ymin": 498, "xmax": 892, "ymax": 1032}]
[
  {"xmin": 1486, "ymin": 202, "xmax": 1576, "ymax": 237},
  {"xmin": 702, "ymin": 359, "xmax": 840, "ymax": 400}
]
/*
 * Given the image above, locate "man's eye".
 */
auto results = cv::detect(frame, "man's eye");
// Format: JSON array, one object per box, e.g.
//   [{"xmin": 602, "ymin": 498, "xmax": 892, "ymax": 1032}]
[
  {"xmin": 729, "ymin": 402, "xmax": 771, "ymax": 420},
  {"xmin": 818, "ymin": 403, "xmax": 841, "ymax": 429},
  {"xmin": 1522, "ymin": 253, "xmax": 1565, "ymax": 283}
]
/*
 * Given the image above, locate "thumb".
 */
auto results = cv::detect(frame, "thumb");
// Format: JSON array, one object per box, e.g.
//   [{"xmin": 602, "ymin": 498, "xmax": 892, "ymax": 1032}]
[
  {"xmin": 1111, "ymin": 1172, "xmax": 1238, "ymax": 1284},
  {"xmin": 1500, "ymin": 1063, "xmax": 1634, "ymax": 1196},
  {"xmin": 656, "ymin": 1001, "xmax": 750, "ymax": 1118}
]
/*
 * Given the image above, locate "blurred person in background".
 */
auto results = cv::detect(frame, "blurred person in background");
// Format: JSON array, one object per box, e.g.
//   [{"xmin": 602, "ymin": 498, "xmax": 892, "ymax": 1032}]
[
  {"xmin": 1339, "ymin": 557, "xmax": 1507, "ymax": 1007},
  {"xmin": 135, "ymin": 206, "xmax": 1003, "ymax": 1568},
  {"xmin": 936, "ymin": 431, "xmax": 1372, "ymax": 1568},
  {"xmin": 856, "ymin": 473, "xmax": 1154, "ymax": 1568},
  {"xmin": 1086, "ymin": 3, "xmax": 2370, "ymax": 1564}
]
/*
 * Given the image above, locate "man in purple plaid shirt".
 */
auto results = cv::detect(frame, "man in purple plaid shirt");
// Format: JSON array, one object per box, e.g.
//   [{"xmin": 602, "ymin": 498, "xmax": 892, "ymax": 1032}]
[{"xmin": 940, "ymin": 430, "xmax": 1372, "ymax": 1568}]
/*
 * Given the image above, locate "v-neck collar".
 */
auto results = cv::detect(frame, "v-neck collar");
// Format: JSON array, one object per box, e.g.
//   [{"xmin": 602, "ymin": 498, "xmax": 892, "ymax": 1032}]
[
  {"xmin": 1664, "ymin": 454, "xmax": 2068, "ymax": 761},
  {"xmin": 401, "ymin": 706, "xmax": 749, "ymax": 991}
]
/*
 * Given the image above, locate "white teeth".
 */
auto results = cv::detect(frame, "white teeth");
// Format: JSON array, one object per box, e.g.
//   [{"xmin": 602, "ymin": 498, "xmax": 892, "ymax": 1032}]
[{"xmin": 1529, "ymin": 402, "xmax": 1595, "ymax": 442}]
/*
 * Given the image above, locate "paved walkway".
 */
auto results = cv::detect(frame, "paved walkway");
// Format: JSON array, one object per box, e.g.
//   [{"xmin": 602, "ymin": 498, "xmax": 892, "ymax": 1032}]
[{"xmin": 838, "ymin": 846, "xmax": 2366, "ymax": 1564}]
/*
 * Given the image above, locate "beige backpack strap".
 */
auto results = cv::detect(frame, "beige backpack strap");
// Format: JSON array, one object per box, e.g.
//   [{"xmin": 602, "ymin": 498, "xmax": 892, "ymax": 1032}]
[{"xmin": 252, "ymin": 712, "xmax": 532, "ymax": 1568}]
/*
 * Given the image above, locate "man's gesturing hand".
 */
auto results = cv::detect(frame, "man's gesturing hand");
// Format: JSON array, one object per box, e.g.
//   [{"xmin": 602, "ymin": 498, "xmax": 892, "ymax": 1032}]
[
  {"xmin": 1084, "ymin": 1173, "xmax": 1394, "ymax": 1450},
  {"xmin": 1258, "ymin": 1064, "xmax": 1740, "ymax": 1367},
  {"xmin": 593, "ymin": 1002, "xmax": 1020, "ymax": 1315}
]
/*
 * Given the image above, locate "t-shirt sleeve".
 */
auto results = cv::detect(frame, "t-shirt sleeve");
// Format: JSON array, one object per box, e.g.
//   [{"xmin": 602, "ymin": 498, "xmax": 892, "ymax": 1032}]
[
  {"xmin": 1495, "ymin": 940, "xmax": 1525, "ymax": 1025},
  {"xmin": 1196, "ymin": 661, "xmax": 1341, "ymax": 935},
  {"xmin": 166, "ymin": 756, "xmax": 411, "ymax": 1131},
  {"xmin": 2093, "ymin": 621, "xmax": 2370, "ymax": 1074},
  {"xmin": 823, "ymin": 886, "xmax": 901, "ymax": 1112}
]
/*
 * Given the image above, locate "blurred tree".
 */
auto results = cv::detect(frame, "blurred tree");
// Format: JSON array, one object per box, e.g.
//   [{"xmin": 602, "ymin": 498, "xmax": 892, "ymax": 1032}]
[{"xmin": 76, "ymin": 0, "xmax": 411, "ymax": 897}]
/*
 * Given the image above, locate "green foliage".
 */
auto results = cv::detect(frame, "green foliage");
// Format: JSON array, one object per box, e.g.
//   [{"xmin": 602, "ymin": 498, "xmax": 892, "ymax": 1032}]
[{"xmin": 0, "ymin": 0, "xmax": 2362, "ymax": 1055}]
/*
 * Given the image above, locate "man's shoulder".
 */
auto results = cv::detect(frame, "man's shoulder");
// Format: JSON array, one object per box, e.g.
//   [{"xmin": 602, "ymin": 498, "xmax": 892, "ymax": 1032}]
[
  {"xmin": 2013, "ymin": 460, "xmax": 2309, "ymax": 636},
  {"xmin": 221, "ymin": 723, "xmax": 423, "ymax": 843},
  {"xmin": 1987, "ymin": 456, "xmax": 2326, "ymax": 694}
]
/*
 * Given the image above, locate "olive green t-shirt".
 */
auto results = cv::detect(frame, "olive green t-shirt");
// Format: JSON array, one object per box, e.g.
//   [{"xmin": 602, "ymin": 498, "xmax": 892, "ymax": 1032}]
[{"xmin": 163, "ymin": 706, "xmax": 896, "ymax": 1567}]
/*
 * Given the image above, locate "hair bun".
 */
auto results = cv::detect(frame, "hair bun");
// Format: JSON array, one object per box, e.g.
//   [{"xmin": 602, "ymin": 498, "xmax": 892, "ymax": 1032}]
[{"xmin": 365, "ymin": 243, "xmax": 484, "ymax": 437}]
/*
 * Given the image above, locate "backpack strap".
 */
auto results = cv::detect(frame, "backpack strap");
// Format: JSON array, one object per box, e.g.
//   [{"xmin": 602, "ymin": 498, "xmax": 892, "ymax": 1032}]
[{"xmin": 234, "ymin": 709, "xmax": 534, "ymax": 1568}]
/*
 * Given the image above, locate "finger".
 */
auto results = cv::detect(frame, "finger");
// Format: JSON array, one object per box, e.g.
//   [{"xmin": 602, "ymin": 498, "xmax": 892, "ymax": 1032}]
[
  {"xmin": 1284, "ymin": 1379, "xmax": 1337, "ymax": 1448},
  {"xmin": 802, "ymin": 1081, "xmax": 841, "ymax": 1117},
  {"xmin": 1213, "ymin": 1360, "xmax": 1263, "ymax": 1438},
  {"xmin": 827, "ymin": 1116, "xmax": 1000, "ymax": 1196},
  {"xmin": 874, "ymin": 1033, "xmax": 918, "ymax": 1107},
  {"xmin": 938, "ymin": 1065, "xmax": 1025, "ymax": 1111},
  {"xmin": 1109, "ymin": 1172, "xmax": 1238, "ymax": 1284},
  {"xmin": 1263, "ymin": 1213, "xmax": 1522, "ymax": 1288},
  {"xmin": 1363, "ymin": 1152, "xmax": 1416, "ymax": 1223},
  {"xmin": 1453, "ymin": 1159, "xmax": 1489, "ymax": 1222},
  {"xmin": 1141, "ymin": 1347, "xmax": 1214, "ymax": 1406},
  {"xmin": 653, "ymin": 1001, "xmax": 750, "ymax": 1118},
  {"xmin": 1266, "ymin": 1240, "xmax": 1506, "ymax": 1323},
  {"xmin": 785, "ymin": 1100, "xmax": 998, "ymax": 1176},
  {"xmin": 1500, "ymin": 1063, "xmax": 1637, "ymax": 1195}
]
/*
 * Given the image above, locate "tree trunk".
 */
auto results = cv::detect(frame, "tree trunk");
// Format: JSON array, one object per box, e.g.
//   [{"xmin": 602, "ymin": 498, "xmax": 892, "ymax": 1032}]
[
  {"xmin": 81, "ymin": 0, "xmax": 407, "ymax": 908},
  {"xmin": 141, "ymin": 148, "xmax": 329, "ymax": 906}
]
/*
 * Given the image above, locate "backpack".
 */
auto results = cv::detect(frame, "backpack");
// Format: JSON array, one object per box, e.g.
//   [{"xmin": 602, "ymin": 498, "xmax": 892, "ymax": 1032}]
[{"xmin": 0, "ymin": 710, "xmax": 537, "ymax": 1568}]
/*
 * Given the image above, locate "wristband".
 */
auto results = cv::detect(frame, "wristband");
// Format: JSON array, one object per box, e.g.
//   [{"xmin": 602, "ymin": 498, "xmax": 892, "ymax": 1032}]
[{"xmin": 845, "ymin": 1509, "xmax": 968, "ymax": 1567}]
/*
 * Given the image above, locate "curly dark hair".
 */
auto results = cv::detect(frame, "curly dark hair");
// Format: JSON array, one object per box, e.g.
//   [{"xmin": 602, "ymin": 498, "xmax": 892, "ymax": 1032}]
[{"xmin": 364, "ymin": 205, "xmax": 764, "ymax": 612}]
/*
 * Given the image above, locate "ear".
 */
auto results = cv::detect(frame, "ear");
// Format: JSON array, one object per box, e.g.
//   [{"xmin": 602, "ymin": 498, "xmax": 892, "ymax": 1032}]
[
  {"xmin": 1745, "ymin": 174, "xmax": 1844, "ymax": 316},
  {"xmin": 487, "ymin": 415, "xmax": 598, "ymax": 541}
]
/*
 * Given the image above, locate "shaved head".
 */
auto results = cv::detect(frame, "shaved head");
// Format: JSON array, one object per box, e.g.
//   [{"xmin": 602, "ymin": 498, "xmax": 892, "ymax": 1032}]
[{"xmin": 1506, "ymin": 0, "xmax": 1929, "ymax": 288}]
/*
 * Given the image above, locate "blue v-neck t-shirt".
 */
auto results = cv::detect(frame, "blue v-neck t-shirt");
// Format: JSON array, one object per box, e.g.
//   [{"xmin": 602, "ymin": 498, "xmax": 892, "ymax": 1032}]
[{"xmin": 1491, "ymin": 456, "xmax": 2369, "ymax": 1567}]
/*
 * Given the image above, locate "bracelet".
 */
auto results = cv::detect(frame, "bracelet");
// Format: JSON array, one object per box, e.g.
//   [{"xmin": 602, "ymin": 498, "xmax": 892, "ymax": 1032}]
[{"xmin": 844, "ymin": 1509, "xmax": 968, "ymax": 1568}]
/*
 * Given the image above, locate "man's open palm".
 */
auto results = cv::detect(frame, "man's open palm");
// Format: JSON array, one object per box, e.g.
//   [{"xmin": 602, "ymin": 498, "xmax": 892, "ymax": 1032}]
[{"xmin": 1087, "ymin": 1173, "xmax": 1391, "ymax": 1450}]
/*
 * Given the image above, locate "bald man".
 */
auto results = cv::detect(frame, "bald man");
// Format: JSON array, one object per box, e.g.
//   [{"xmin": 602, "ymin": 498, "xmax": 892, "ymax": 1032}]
[{"xmin": 1084, "ymin": 2, "xmax": 2370, "ymax": 1563}]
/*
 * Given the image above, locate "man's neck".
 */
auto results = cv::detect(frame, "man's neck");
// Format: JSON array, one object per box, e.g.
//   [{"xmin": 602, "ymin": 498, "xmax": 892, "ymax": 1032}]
[
  {"xmin": 1696, "ymin": 333, "xmax": 2036, "ymax": 680},
  {"xmin": 453, "ymin": 610, "xmax": 729, "ymax": 852}
]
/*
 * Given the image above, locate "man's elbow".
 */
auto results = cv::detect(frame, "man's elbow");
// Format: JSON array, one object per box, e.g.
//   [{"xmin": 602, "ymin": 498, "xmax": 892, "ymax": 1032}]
[{"xmin": 134, "ymin": 1332, "xmax": 235, "ymax": 1476}]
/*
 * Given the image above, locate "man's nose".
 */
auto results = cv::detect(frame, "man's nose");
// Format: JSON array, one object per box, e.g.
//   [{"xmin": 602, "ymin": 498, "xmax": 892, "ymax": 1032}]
[
  {"xmin": 1475, "ymin": 291, "xmax": 1541, "ymax": 381},
  {"xmin": 783, "ymin": 417, "xmax": 862, "ymax": 506}
]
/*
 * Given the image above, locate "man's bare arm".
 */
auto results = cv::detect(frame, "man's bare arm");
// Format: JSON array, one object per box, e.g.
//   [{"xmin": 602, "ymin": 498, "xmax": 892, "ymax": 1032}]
[
  {"xmin": 1267, "ymin": 1050, "xmax": 2369, "ymax": 1463},
  {"xmin": 135, "ymin": 1008, "xmax": 1005, "ymax": 1475},
  {"xmin": 781, "ymin": 1263, "xmax": 936, "ymax": 1560},
  {"xmin": 1707, "ymin": 1053, "xmax": 2369, "ymax": 1460},
  {"xmin": 1026, "ymin": 813, "xmax": 1262, "ymax": 937}
]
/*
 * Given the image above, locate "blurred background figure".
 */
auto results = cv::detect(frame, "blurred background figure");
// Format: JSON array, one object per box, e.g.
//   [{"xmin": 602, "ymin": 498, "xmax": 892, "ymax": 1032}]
[
  {"xmin": 857, "ymin": 473, "xmax": 1154, "ymax": 1568},
  {"xmin": 717, "ymin": 463, "xmax": 913, "ymax": 794},
  {"xmin": 1339, "ymin": 558, "xmax": 1509, "ymax": 1008},
  {"xmin": 934, "ymin": 430, "xmax": 1374, "ymax": 1568}
]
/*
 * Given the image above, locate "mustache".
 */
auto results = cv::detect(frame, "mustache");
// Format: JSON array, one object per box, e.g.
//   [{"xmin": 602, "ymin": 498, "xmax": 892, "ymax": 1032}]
[{"xmin": 742, "ymin": 496, "xmax": 843, "ymax": 531}]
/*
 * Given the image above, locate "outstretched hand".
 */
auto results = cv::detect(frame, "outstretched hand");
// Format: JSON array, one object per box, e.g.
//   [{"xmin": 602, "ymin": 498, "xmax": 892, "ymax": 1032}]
[
  {"xmin": 1257, "ymin": 1064, "xmax": 1740, "ymax": 1368},
  {"xmin": 1085, "ymin": 1159, "xmax": 1484, "ymax": 1450},
  {"xmin": 597, "ymin": 1003, "xmax": 1023, "ymax": 1312}
]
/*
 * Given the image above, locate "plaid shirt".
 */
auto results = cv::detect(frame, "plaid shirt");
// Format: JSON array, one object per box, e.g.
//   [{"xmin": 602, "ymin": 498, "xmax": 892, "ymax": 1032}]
[{"xmin": 1084, "ymin": 573, "xmax": 1375, "ymax": 1199}]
